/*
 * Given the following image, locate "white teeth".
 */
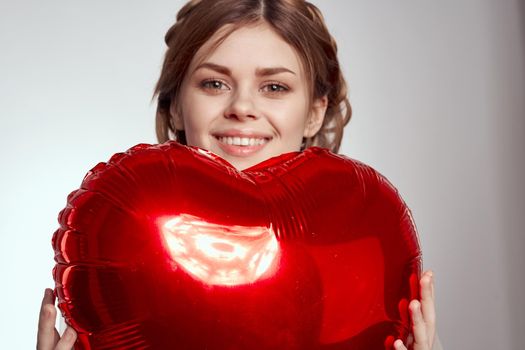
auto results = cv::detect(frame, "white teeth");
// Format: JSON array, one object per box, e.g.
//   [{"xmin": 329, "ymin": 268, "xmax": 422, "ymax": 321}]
[{"xmin": 217, "ymin": 136, "xmax": 268, "ymax": 146}]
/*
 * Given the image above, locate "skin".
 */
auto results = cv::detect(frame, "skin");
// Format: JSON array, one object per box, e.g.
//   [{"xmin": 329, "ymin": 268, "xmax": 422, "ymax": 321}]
[
  {"xmin": 171, "ymin": 22, "xmax": 327, "ymax": 170},
  {"xmin": 395, "ymin": 271, "xmax": 436, "ymax": 350},
  {"xmin": 37, "ymin": 22, "xmax": 437, "ymax": 350},
  {"xmin": 37, "ymin": 289, "xmax": 77, "ymax": 349}
]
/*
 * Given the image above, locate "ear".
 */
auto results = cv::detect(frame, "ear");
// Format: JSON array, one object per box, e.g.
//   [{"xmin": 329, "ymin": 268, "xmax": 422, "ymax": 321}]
[
  {"xmin": 303, "ymin": 95, "xmax": 328, "ymax": 138},
  {"xmin": 169, "ymin": 102, "xmax": 185, "ymax": 130}
]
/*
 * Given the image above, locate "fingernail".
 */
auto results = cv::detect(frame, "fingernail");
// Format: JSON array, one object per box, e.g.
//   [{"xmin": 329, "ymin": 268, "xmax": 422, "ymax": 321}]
[
  {"xmin": 427, "ymin": 271, "xmax": 433, "ymax": 285},
  {"xmin": 411, "ymin": 300, "xmax": 421, "ymax": 312},
  {"xmin": 46, "ymin": 288, "xmax": 57, "ymax": 303},
  {"xmin": 412, "ymin": 301, "xmax": 420, "ymax": 312},
  {"xmin": 393, "ymin": 339, "xmax": 403, "ymax": 349}
]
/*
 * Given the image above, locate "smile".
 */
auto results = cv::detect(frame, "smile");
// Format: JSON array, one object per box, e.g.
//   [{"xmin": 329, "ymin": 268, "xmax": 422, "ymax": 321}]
[
  {"xmin": 216, "ymin": 136, "xmax": 269, "ymax": 146},
  {"xmin": 213, "ymin": 133, "xmax": 272, "ymax": 158}
]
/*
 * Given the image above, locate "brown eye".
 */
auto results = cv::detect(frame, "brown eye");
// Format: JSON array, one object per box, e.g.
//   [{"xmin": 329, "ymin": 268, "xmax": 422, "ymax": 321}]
[
  {"xmin": 201, "ymin": 79, "xmax": 229, "ymax": 90},
  {"xmin": 261, "ymin": 83, "xmax": 289, "ymax": 93}
]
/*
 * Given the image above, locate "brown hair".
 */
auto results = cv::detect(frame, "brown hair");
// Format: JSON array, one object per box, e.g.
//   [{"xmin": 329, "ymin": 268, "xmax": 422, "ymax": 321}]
[{"xmin": 154, "ymin": 0, "xmax": 351, "ymax": 153}]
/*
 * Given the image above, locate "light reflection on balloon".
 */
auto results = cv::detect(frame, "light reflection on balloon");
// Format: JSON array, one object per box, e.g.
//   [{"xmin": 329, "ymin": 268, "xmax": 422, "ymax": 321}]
[
  {"xmin": 52, "ymin": 142, "xmax": 422, "ymax": 349},
  {"xmin": 160, "ymin": 214, "xmax": 280, "ymax": 286}
]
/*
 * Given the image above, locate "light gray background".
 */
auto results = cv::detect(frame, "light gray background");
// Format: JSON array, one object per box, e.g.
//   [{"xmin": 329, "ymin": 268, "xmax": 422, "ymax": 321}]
[{"xmin": 1, "ymin": 1, "xmax": 524, "ymax": 349}]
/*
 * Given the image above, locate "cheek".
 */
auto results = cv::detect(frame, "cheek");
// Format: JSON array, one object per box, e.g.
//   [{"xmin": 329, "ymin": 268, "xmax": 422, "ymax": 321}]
[
  {"xmin": 182, "ymin": 93, "xmax": 225, "ymax": 131},
  {"xmin": 265, "ymin": 98, "xmax": 309, "ymax": 135}
]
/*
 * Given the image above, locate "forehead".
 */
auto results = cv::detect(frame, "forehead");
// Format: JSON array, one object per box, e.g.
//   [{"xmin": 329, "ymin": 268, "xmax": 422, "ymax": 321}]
[{"xmin": 187, "ymin": 22, "xmax": 306, "ymax": 76}]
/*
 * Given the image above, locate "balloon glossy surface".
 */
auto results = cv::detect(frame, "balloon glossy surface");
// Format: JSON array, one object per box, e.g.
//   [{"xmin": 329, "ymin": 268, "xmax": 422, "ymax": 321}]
[{"xmin": 52, "ymin": 142, "xmax": 421, "ymax": 349}]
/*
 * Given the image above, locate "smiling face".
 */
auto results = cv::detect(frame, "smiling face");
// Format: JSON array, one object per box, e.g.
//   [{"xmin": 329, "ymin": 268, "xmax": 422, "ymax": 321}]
[{"xmin": 171, "ymin": 22, "xmax": 327, "ymax": 170}]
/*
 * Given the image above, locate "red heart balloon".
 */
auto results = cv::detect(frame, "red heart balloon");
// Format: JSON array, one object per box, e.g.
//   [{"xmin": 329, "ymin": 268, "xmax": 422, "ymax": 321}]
[{"xmin": 52, "ymin": 142, "xmax": 421, "ymax": 350}]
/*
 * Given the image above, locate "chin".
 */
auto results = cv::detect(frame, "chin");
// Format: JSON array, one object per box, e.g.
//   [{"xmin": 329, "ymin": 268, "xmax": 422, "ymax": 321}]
[{"xmin": 229, "ymin": 158, "xmax": 260, "ymax": 171}]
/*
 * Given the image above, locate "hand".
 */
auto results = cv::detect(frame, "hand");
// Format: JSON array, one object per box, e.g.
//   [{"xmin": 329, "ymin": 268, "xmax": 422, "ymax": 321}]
[
  {"xmin": 394, "ymin": 270, "xmax": 436, "ymax": 350},
  {"xmin": 37, "ymin": 288, "xmax": 77, "ymax": 350}
]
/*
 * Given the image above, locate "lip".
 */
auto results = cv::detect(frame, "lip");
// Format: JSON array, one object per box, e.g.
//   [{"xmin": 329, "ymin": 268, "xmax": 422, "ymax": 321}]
[{"xmin": 212, "ymin": 129, "xmax": 272, "ymax": 158}]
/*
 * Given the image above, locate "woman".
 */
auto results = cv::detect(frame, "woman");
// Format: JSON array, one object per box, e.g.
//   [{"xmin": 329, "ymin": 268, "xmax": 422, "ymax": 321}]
[{"xmin": 38, "ymin": 1, "xmax": 439, "ymax": 349}]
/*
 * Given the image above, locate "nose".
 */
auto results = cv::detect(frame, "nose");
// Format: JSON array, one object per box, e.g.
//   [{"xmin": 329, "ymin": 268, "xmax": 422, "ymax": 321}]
[{"xmin": 224, "ymin": 89, "xmax": 258, "ymax": 121}]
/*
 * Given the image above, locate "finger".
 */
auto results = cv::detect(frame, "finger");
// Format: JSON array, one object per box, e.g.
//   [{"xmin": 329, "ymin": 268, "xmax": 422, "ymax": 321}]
[
  {"xmin": 54, "ymin": 327, "xmax": 77, "ymax": 350},
  {"xmin": 420, "ymin": 271, "xmax": 436, "ymax": 344},
  {"xmin": 37, "ymin": 289, "xmax": 60, "ymax": 350},
  {"xmin": 393, "ymin": 339, "xmax": 408, "ymax": 350},
  {"xmin": 409, "ymin": 299, "xmax": 429, "ymax": 349},
  {"xmin": 420, "ymin": 270, "xmax": 433, "ymax": 300}
]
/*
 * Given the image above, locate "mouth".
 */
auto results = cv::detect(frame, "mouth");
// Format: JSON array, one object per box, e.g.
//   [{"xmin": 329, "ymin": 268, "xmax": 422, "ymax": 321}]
[
  {"xmin": 216, "ymin": 136, "xmax": 270, "ymax": 146},
  {"xmin": 212, "ymin": 133, "xmax": 272, "ymax": 158}
]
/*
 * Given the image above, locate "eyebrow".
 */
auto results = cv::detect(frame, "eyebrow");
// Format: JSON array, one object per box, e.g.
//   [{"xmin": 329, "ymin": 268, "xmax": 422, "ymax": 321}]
[{"xmin": 193, "ymin": 62, "xmax": 296, "ymax": 76}]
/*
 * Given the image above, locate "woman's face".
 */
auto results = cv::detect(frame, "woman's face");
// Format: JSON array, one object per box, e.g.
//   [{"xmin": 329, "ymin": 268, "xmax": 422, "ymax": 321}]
[{"xmin": 172, "ymin": 22, "xmax": 327, "ymax": 170}]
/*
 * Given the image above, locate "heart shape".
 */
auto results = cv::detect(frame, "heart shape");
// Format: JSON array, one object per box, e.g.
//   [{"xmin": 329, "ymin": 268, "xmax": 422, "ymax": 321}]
[{"xmin": 53, "ymin": 142, "xmax": 421, "ymax": 349}]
